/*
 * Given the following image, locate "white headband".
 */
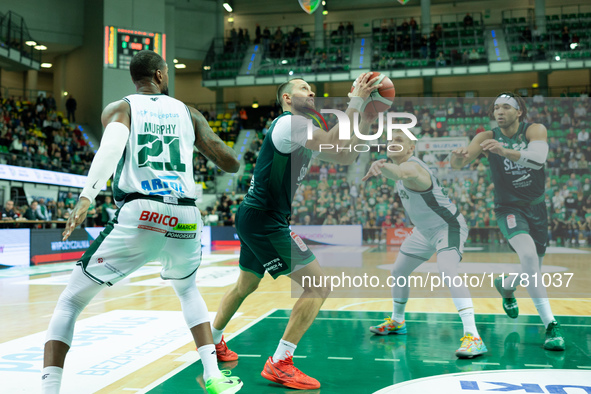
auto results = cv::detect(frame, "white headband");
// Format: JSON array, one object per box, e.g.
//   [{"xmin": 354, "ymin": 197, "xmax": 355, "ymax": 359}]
[{"xmin": 495, "ymin": 95, "xmax": 519, "ymax": 110}]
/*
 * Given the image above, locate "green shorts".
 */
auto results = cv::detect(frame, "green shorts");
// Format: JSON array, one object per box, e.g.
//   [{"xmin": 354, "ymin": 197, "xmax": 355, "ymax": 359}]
[
  {"xmin": 235, "ymin": 204, "xmax": 316, "ymax": 279},
  {"xmin": 496, "ymin": 201, "xmax": 548, "ymax": 256}
]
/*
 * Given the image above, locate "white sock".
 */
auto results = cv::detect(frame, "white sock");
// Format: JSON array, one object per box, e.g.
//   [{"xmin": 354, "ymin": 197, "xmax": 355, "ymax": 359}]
[
  {"xmin": 533, "ymin": 298, "xmax": 555, "ymax": 328},
  {"xmin": 458, "ymin": 307, "xmax": 479, "ymax": 338},
  {"xmin": 392, "ymin": 299, "xmax": 407, "ymax": 323},
  {"xmin": 41, "ymin": 366, "xmax": 63, "ymax": 394},
  {"xmin": 212, "ymin": 327, "xmax": 224, "ymax": 345},
  {"xmin": 452, "ymin": 296, "xmax": 479, "ymax": 337},
  {"xmin": 272, "ymin": 339, "xmax": 297, "ymax": 363},
  {"xmin": 198, "ymin": 344, "xmax": 222, "ymax": 382}
]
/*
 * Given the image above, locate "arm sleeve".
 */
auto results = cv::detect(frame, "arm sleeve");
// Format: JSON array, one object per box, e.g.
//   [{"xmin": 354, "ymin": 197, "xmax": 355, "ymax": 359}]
[
  {"xmin": 516, "ymin": 140, "xmax": 549, "ymax": 170},
  {"xmin": 80, "ymin": 122, "xmax": 130, "ymax": 202},
  {"xmin": 271, "ymin": 115, "xmax": 320, "ymax": 154}
]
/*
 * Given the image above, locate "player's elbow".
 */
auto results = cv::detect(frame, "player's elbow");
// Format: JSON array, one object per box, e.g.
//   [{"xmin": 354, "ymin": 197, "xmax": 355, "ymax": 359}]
[{"xmin": 222, "ymin": 157, "xmax": 240, "ymax": 173}]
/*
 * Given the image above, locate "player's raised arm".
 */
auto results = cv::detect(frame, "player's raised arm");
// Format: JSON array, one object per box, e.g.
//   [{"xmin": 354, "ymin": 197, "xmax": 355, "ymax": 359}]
[
  {"xmin": 362, "ymin": 159, "xmax": 427, "ymax": 183},
  {"xmin": 315, "ymin": 109, "xmax": 379, "ymax": 165},
  {"xmin": 480, "ymin": 123, "xmax": 548, "ymax": 170},
  {"xmin": 190, "ymin": 106, "xmax": 240, "ymax": 173},
  {"xmin": 305, "ymin": 72, "xmax": 381, "ymax": 151},
  {"xmin": 450, "ymin": 130, "xmax": 492, "ymax": 169},
  {"xmin": 63, "ymin": 101, "xmax": 131, "ymax": 240}
]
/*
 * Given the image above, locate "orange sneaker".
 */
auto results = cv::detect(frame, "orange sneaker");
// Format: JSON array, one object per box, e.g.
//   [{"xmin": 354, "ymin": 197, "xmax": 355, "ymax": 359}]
[
  {"xmin": 215, "ymin": 336, "xmax": 238, "ymax": 362},
  {"xmin": 261, "ymin": 353, "xmax": 320, "ymax": 390}
]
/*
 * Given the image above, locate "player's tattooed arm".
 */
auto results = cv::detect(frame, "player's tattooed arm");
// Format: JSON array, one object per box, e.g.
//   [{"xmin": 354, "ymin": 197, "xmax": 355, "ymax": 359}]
[{"xmin": 190, "ymin": 107, "xmax": 240, "ymax": 173}]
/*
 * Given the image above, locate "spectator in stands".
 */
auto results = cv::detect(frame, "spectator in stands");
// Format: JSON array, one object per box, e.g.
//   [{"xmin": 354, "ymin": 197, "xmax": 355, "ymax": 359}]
[
  {"xmin": 66, "ymin": 95, "xmax": 77, "ymax": 123},
  {"xmin": 535, "ymin": 44, "xmax": 546, "ymax": 61},
  {"xmin": 24, "ymin": 200, "xmax": 42, "ymax": 220},
  {"xmin": 36, "ymin": 197, "xmax": 51, "ymax": 221},
  {"xmin": 2, "ymin": 200, "xmax": 18, "ymax": 220},
  {"xmin": 561, "ymin": 26, "xmax": 570, "ymax": 50},
  {"xmin": 519, "ymin": 45, "xmax": 529, "ymax": 61},
  {"xmin": 571, "ymin": 33, "xmax": 580, "ymax": 48},
  {"xmin": 429, "ymin": 32, "xmax": 438, "ymax": 58},
  {"xmin": 463, "ymin": 13, "xmax": 473, "ymax": 27},
  {"xmin": 574, "ymin": 103, "xmax": 587, "ymax": 121},
  {"xmin": 420, "ymin": 35, "xmax": 428, "ymax": 59},
  {"xmin": 561, "ymin": 113, "xmax": 572, "ymax": 130},
  {"xmin": 462, "ymin": 50, "xmax": 470, "ymax": 65},
  {"xmin": 582, "ymin": 213, "xmax": 591, "ymax": 245},
  {"xmin": 522, "ymin": 26, "xmax": 532, "ymax": 42},
  {"xmin": 436, "ymin": 51, "xmax": 446, "ymax": 67}
]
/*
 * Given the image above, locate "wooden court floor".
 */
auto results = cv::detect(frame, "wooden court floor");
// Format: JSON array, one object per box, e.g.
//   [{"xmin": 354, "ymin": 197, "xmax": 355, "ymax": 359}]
[{"xmin": 1, "ymin": 244, "xmax": 590, "ymax": 393}]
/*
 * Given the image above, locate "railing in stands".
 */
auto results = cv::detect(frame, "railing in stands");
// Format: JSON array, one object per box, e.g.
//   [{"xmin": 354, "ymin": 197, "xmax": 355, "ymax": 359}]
[{"xmin": 0, "ymin": 11, "xmax": 42, "ymax": 65}]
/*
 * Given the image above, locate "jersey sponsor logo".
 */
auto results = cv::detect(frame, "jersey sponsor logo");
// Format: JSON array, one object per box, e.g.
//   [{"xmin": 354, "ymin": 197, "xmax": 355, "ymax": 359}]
[
  {"xmin": 141, "ymin": 177, "xmax": 185, "ymax": 194},
  {"xmin": 503, "ymin": 158, "xmax": 526, "ymax": 172},
  {"xmin": 139, "ymin": 210, "xmax": 179, "ymax": 227},
  {"xmin": 164, "ymin": 231, "xmax": 196, "ymax": 239},
  {"xmin": 172, "ymin": 223, "xmax": 197, "ymax": 231},
  {"xmin": 263, "ymin": 257, "xmax": 284, "ymax": 272},
  {"xmin": 513, "ymin": 174, "xmax": 531, "ymax": 183},
  {"xmin": 507, "ymin": 214, "xmax": 517, "ymax": 229},
  {"xmin": 290, "ymin": 231, "xmax": 308, "ymax": 252}
]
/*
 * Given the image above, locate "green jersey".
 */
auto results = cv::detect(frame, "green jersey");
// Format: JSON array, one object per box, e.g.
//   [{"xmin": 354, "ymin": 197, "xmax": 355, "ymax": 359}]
[
  {"xmin": 243, "ymin": 112, "xmax": 315, "ymax": 216},
  {"xmin": 488, "ymin": 122, "xmax": 545, "ymax": 206}
]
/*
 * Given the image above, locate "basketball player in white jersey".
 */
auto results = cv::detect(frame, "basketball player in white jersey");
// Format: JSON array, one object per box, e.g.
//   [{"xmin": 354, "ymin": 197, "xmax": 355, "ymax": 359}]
[
  {"xmin": 363, "ymin": 130, "xmax": 487, "ymax": 358},
  {"xmin": 42, "ymin": 51, "xmax": 243, "ymax": 394}
]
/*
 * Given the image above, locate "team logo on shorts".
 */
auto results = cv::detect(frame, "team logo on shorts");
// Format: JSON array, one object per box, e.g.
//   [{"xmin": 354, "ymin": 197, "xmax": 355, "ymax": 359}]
[
  {"xmin": 165, "ymin": 231, "xmax": 196, "ymax": 239},
  {"xmin": 97, "ymin": 258, "xmax": 104, "ymax": 264},
  {"xmin": 290, "ymin": 231, "xmax": 308, "ymax": 252},
  {"xmin": 507, "ymin": 214, "xmax": 517, "ymax": 229}
]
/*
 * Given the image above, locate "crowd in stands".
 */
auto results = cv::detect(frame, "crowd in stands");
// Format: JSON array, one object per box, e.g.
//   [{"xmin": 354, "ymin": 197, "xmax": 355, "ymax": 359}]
[
  {"xmin": 372, "ymin": 13, "xmax": 486, "ymax": 70},
  {"xmin": 286, "ymin": 94, "xmax": 591, "ymax": 245},
  {"xmin": 0, "ymin": 192, "xmax": 118, "ymax": 229},
  {"xmin": 0, "ymin": 94, "xmax": 94, "ymax": 174}
]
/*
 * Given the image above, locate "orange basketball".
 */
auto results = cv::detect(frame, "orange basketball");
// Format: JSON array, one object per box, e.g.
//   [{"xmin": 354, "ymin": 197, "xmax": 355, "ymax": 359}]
[{"xmin": 351, "ymin": 72, "xmax": 395, "ymax": 113}]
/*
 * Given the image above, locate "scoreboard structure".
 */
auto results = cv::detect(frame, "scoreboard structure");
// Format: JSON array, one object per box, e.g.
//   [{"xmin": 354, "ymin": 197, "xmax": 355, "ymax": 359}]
[{"xmin": 104, "ymin": 26, "xmax": 166, "ymax": 70}]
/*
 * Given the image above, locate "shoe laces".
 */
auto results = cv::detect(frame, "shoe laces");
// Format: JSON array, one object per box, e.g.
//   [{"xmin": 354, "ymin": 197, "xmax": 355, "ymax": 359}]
[
  {"xmin": 547, "ymin": 322, "xmax": 561, "ymax": 337},
  {"xmin": 276, "ymin": 351, "xmax": 306, "ymax": 377},
  {"xmin": 460, "ymin": 335, "xmax": 478, "ymax": 346},
  {"xmin": 381, "ymin": 317, "xmax": 402, "ymax": 326}
]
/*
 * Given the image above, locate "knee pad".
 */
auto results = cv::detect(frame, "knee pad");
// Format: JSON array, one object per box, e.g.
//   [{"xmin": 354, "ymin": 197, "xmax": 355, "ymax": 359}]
[{"xmin": 171, "ymin": 274, "xmax": 210, "ymax": 329}]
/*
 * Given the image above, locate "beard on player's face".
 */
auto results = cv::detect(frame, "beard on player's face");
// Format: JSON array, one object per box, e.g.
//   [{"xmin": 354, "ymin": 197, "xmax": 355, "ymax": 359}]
[{"xmin": 161, "ymin": 84, "xmax": 169, "ymax": 96}]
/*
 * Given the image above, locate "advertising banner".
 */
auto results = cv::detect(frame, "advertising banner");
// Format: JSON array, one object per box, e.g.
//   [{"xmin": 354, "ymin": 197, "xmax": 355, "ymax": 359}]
[
  {"xmin": 0, "ymin": 229, "xmax": 30, "ymax": 267},
  {"xmin": 0, "ymin": 164, "xmax": 106, "ymax": 189},
  {"xmin": 386, "ymin": 227, "xmax": 413, "ymax": 246},
  {"xmin": 291, "ymin": 225, "xmax": 363, "ymax": 246},
  {"xmin": 30, "ymin": 228, "xmax": 90, "ymax": 265}
]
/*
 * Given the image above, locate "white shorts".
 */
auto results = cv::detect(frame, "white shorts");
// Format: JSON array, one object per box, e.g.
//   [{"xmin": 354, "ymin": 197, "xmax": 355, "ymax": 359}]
[
  {"xmin": 399, "ymin": 220, "xmax": 468, "ymax": 261},
  {"xmin": 78, "ymin": 198, "xmax": 203, "ymax": 286}
]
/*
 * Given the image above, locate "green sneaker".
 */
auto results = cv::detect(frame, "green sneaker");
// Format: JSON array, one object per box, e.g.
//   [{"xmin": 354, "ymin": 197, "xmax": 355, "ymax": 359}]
[
  {"xmin": 205, "ymin": 370, "xmax": 243, "ymax": 394},
  {"xmin": 543, "ymin": 321, "xmax": 566, "ymax": 351},
  {"xmin": 494, "ymin": 277, "xmax": 519, "ymax": 319},
  {"xmin": 369, "ymin": 317, "xmax": 407, "ymax": 335}
]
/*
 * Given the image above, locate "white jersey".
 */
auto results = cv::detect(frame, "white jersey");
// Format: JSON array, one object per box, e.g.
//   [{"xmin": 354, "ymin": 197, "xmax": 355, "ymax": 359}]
[
  {"xmin": 113, "ymin": 94, "xmax": 195, "ymax": 205},
  {"xmin": 396, "ymin": 157, "xmax": 464, "ymax": 236}
]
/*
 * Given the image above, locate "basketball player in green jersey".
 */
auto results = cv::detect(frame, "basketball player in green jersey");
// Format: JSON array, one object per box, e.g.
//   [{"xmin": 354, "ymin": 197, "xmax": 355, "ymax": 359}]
[
  {"xmin": 451, "ymin": 92, "xmax": 565, "ymax": 351},
  {"xmin": 211, "ymin": 75, "xmax": 381, "ymax": 390}
]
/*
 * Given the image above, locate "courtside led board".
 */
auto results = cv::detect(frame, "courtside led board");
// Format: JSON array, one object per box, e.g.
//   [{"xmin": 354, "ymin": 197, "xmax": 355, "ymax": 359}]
[{"xmin": 104, "ymin": 26, "xmax": 166, "ymax": 70}]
